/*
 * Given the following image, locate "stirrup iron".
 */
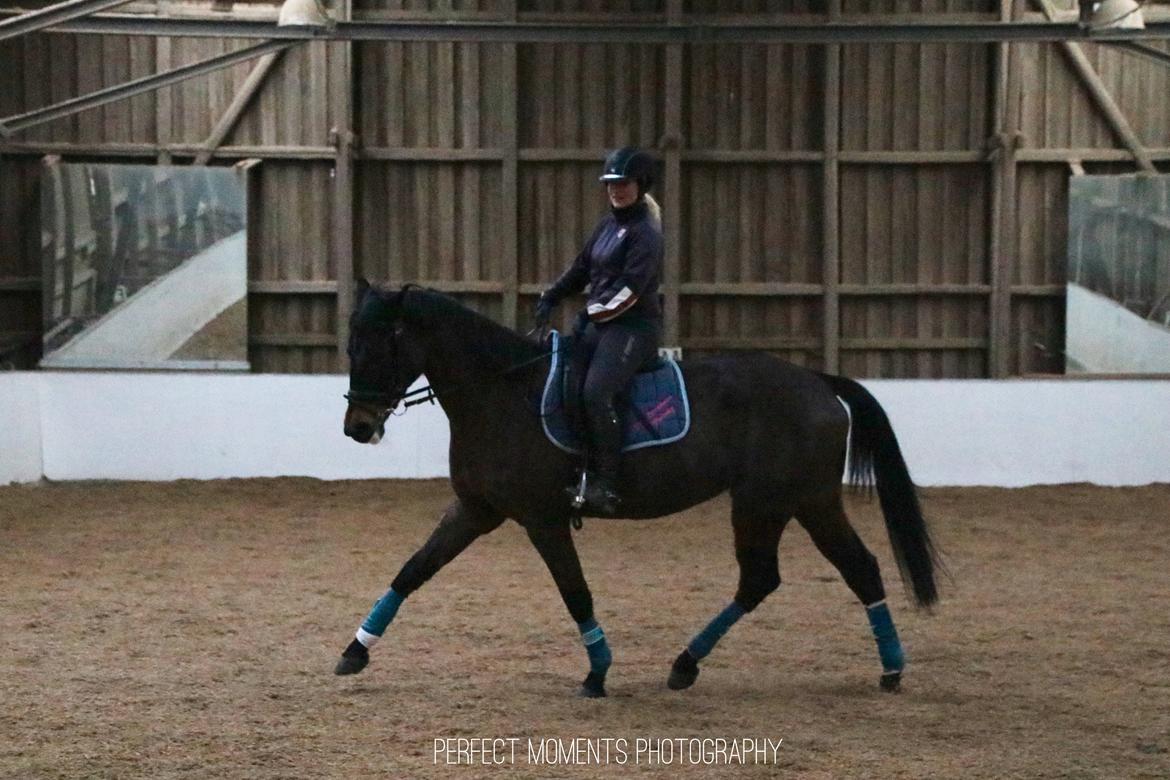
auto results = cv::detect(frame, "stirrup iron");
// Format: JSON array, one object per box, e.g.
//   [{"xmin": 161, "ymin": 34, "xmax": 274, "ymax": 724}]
[{"xmin": 570, "ymin": 469, "xmax": 588, "ymax": 510}]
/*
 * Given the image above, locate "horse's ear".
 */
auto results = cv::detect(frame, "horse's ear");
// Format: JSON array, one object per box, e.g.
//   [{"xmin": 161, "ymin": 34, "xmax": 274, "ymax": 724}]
[{"xmin": 355, "ymin": 277, "xmax": 370, "ymax": 306}]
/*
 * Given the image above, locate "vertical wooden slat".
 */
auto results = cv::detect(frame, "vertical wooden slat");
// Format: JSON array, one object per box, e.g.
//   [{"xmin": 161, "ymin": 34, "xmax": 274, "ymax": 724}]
[
  {"xmin": 436, "ymin": 43, "xmax": 457, "ymax": 283},
  {"xmin": 791, "ymin": 45, "xmax": 810, "ymax": 151},
  {"xmin": 154, "ymin": 38, "xmax": 172, "ymax": 155},
  {"xmin": 581, "ymin": 43, "xmax": 604, "ymax": 150},
  {"xmin": 308, "ymin": 43, "xmax": 328, "ymax": 147},
  {"xmin": 739, "ymin": 45, "xmax": 754, "ymax": 152},
  {"xmin": 561, "ymin": 45, "xmax": 580, "ymax": 148},
  {"xmin": 914, "ymin": 169, "xmax": 931, "ymax": 377},
  {"xmin": 48, "ymin": 37, "xmax": 78, "ymax": 143},
  {"xmin": 501, "ymin": 1, "xmax": 518, "ymax": 328},
  {"xmin": 639, "ymin": 45, "xmax": 657, "ymax": 148},
  {"xmin": 386, "ymin": 42, "xmax": 405, "ymax": 148},
  {"xmin": 75, "ymin": 36, "xmax": 102, "ymax": 144},
  {"xmin": 990, "ymin": 0, "xmax": 1022, "ymax": 377},
  {"xmin": 20, "ymin": 36, "xmax": 43, "ymax": 144},
  {"xmin": 331, "ymin": 0, "xmax": 354, "ymax": 370},
  {"xmin": 830, "ymin": 2, "xmax": 851, "ymax": 374},
  {"xmin": 460, "ymin": 44, "xmax": 481, "ymax": 282},
  {"xmin": 612, "ymin": 44, "xmax": 631, "ymax": 144}
]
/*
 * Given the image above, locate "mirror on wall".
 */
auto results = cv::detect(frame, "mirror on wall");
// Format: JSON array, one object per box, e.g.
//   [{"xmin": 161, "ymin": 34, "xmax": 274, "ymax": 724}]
[
  {"xmin": 1066, "ymin": 174, "xmax": 1170, "ymax": 374},
  {"xmin": 39, "ymin": 162, "xmax": 249, "ymax": 371}
]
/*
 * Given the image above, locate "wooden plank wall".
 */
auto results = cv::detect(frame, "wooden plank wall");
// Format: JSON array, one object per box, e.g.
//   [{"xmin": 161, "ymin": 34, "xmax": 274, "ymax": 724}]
[{"xmin": 2, "ymin": 2, "xmax": 1170, "ymax": 376}]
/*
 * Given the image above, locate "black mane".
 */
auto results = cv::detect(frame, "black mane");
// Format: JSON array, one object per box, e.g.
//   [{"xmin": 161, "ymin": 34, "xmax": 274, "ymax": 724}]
[{"xmin": 391, "ymin": 285, "xmax": 544, "ymax": 373}]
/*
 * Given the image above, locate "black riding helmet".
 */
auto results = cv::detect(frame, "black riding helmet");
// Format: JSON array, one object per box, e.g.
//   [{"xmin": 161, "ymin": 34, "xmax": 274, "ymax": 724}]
[{"xmin": 599, "ymin": 146, "xmax": 656, "ymax": 195}]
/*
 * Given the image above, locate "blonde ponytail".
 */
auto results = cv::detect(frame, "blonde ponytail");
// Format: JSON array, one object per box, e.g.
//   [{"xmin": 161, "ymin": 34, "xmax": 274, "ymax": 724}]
[{"xmin": 643, "ymin": 193, "xmax": 662, "ymax": 229}]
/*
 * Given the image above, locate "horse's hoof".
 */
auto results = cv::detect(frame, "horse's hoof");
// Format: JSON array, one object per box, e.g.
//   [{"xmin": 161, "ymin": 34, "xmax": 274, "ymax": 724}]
[
  {"xmin": 334, "ymin": 639, "xmax": 369, "ymax": 676},
  {"xmin": 334, "ymin": 654, "xmax": 369, "ymax": 675},
  {"xmin": 880, "ymin": 671, "xmax": 902, "ymax": 692},
  {"xmin": 667, "ymin": 650, "xmax": 699, "ymax": 690},
  {"xmin": 578, "ymin": 671, "xmax": 607, "ymax": 698}
]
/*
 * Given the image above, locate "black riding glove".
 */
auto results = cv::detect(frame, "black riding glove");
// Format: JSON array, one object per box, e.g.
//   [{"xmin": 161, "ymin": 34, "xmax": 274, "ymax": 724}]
[{"xmin": 534, "ymin": 292, "xmax": 556, "ymax": 327}]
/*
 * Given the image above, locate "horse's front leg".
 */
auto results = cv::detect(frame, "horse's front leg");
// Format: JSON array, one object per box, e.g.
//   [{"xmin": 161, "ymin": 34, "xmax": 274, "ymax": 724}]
[
  {"xmin": 335, "ymin": 497, "xmax": 503, "ymax": 675},
  {"xmin": 524, "ymin": 522, "xmax": 612, "ymax": 698}
]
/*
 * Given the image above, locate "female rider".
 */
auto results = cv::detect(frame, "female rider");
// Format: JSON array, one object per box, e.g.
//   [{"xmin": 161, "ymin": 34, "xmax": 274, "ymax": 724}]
[{"xmin": 535, "ymin": 146, "xmax": 664, "ymax": 515}]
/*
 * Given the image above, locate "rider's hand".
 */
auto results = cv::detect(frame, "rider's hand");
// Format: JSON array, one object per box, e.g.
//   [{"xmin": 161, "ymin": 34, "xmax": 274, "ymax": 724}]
[{"xmin": 534, "ymin": 293, "xmax": 555, "ymax": 327}]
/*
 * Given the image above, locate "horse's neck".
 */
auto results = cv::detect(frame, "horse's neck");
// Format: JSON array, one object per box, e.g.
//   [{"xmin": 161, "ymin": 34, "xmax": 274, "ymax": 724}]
[{"xmin": 419, "ymin": 322, "xmax": 545, "ymax": 419}]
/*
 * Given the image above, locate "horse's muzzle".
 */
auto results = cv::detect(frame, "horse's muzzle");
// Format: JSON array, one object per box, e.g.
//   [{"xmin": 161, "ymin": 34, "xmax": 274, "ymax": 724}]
[
  {"xmin": 344, "ymin": 421, "xmax": 382, "ymax": 444},
  {"xmin": 344, "ymin": 406, "xmax": 387, "ymax": 444}
]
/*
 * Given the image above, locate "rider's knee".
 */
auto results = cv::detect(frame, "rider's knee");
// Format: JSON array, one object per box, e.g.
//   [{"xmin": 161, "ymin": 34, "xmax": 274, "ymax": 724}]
[{"xmin": 580, "ymin": 384, "xmax": 616, "ymax": 416}]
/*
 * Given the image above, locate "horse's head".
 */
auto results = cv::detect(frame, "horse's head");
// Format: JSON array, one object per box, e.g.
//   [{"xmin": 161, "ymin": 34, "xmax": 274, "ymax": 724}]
[{"xmin": 343, "ymin": 281, "xmax": 426, "ymax": 444}]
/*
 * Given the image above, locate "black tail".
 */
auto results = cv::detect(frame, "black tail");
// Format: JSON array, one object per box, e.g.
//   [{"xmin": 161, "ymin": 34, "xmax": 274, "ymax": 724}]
[{"xmin": 819, "ymin": 373, "xmax": 943, "ymax": 608}]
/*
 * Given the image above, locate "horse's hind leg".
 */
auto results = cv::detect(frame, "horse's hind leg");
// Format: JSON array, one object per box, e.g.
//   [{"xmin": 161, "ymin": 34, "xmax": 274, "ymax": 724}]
[
  {"xmin": 796, "ymin": 492, "xmax": 905, "ymax": 692},
  {"xmin": 524, "ymin": 521, "xmax": 612, "ymax": 698},
  {"xmin": 335, "ymin": 496, "xmax": 503, "ymax": 675},
  {"xmin": 668, "ymin": 502, "xmax": 789, "ymax": 691}
]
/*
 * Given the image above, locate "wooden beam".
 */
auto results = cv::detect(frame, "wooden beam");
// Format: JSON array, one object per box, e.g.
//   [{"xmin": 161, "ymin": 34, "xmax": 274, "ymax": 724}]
[
  {"xmin": 839, "ymin": 283, "xmax": 994, "ymax": 295},
  {"xmin": 841, "ymin": 337, "xmax": 988, "ymax": 350},
  {"xmin": 675, "ymin": 282, "xmax": 998, "ymax": 296},
  {"xmin": 382, "ymin": 279, "xmax": 505, "ymax": 294},
  {"xmin": 360, "ymin": 8, "xmax": 511, "ymax": 22},
  {"xmin": 249, "ymin": 280, "xmax": 338, "ymax": 293},
  {"xmin": 246, "ymin": 278, "xmax": 519, "ymax": 295},
  {"xmin": 0, "ymin": 277, "xmax": 40, "ymax": 291},
  {"xmin": 194, "ymin": 48, "xmax": 287, "ymax": 166},
  {"xmin": 1034, "ymin": 0, "xmax": 1156, "ymax": 173},
  {"xmin": 679, "ymin": 282, "xmax": 824, "ymax": 296},
  {"xmin": 681, "ymin": 149, "xmax": 824, "ymax": 163},
  {"xmin": 363, "ymin": 147, "xmax": 506, "ymax": 160},
  {"xmin": 1014, "ymin": 147, "xmax": 1161, "ymax": 162},
  {"xmin": 681, "ymin": 336, "xmax": 987, "ymax": 351},
  {"xmin": 9, "ymin": 141, "xmax": 1169, "ymax": 165},
  {"xmin": 518, "ymin": 147, "xmax": 609, "ymax": 161},
  {"xmin": 838, "ymin": 150, "xmax": 987, "ymax": 164},
  {"xmin": 682, "ymin": 336, "xmax": 822, "ymax": 350},
  {"xmin": 517, "ymin": 10, "xmax": 670, "ymax": 23},
  {"xmin": 250, "ymin": 333, "xmax": 336, "ymax": 347},
  {"xmin": 1010, "ymin": 284, "xmax": 1065, "ymax": 295}
]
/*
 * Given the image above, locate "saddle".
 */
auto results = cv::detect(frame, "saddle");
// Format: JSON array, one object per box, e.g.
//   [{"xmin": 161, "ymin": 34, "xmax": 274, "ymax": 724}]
[{"xmin": 540, "ymin": 330, "xmax": 691, "ymax": 455}]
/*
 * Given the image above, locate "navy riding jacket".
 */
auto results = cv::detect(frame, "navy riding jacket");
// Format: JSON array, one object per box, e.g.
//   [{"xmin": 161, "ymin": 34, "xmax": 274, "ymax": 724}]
[{"xmin": 544, "ymin": 200, "xmax": 663, "ymax": 329}]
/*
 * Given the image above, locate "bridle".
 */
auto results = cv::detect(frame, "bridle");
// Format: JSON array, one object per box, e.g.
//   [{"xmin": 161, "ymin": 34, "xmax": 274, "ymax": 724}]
[
  {"xmin": 343, "ymin": 384, "xmax": 435, "ymax": 417},
  {"xmin": 342, "ymin": 322, "xmax": 424, "ymax": 422}
]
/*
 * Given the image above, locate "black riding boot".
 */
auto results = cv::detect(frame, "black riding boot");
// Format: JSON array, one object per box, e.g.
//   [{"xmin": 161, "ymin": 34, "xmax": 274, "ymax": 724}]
[{"xmin": 581, "ymin": 405, "xmax": 623, "ymax": 515}]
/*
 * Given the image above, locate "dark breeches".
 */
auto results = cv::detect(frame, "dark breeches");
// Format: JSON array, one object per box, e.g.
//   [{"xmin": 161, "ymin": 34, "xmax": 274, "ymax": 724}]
[{"xmin": 570, "ymin": 321, "xmax": 659, "ymax": 468}]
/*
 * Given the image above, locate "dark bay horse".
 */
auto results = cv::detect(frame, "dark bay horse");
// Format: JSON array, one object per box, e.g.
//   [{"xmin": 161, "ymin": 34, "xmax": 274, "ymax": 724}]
[{"xmin": 336, "ymin": 282, "xmax": 942, "ymax": 697}]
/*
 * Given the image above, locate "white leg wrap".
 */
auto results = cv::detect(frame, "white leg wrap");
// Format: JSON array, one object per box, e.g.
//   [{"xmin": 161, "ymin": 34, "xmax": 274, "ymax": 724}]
[{"xmin": 356, "ymin": 627, "xmax": 381, "ymax": 648}]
